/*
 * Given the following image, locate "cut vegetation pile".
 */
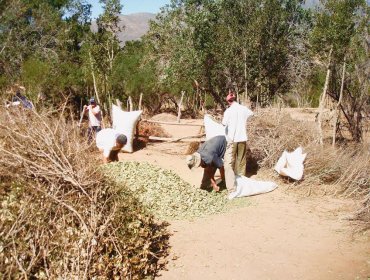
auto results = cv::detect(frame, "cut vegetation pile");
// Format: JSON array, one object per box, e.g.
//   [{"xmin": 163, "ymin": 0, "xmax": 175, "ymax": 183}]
[
  {"xmin": 103, "ymin": 161, "xmax": 239, "ymax": 220},
  {"xmin": 0, "ymin": 107, "xmax": 170, "ymax": 279},
  {"xmin": 248, "ymin": 109, "xmax": 319, "ymax": 168},
  {"xmin": 248, "ymin": 110, "xmax": 369, "ymax": 228}
]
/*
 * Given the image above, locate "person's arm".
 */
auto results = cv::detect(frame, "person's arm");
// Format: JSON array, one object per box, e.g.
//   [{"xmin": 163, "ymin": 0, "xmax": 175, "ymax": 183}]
[
  {"xmin": 83, "ymin": 105, "xmax": 89, "ymax": 115},
  {"xmin": 101, "ymin": 147, "xmax": 111, "ymax": 164},
  {"xmin": 92, "ymin": 105, "xmax": 101, "ymax": 117},
  {"xmin": 222, "ymin": 110, "xmax": 229, "ymax": 126},
  {"xmin": 204, "ymin": 167, "xmax": 219, "ymax": 192}
]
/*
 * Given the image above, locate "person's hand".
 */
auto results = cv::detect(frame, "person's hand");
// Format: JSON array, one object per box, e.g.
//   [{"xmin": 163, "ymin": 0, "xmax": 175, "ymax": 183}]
[{"xmin": 211, "ymin": 182, "xmax": 220, "ymax": 192}]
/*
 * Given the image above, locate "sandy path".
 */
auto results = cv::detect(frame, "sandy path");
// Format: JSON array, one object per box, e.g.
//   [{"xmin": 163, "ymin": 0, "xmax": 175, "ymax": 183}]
[{"xmin": 120, "ymin": 145, "xmax": 369, "ymax": 280}]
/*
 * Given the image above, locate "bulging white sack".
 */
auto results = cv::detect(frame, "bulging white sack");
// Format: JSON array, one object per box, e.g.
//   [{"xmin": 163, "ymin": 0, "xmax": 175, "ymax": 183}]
[
  {"xmin": 228, "ymin": 176, "xmax": 278, "ymax": 199},
  {"xmin": 204, "ymin": 114, "xmax": 225, "ymax": 140},
  {"xmin": 112, "ymin": 104, "xmax": 142, "ymax": 153},
  {"xmin": 274, "ymin": 147, "xmax": 307, "ymax": 181}
]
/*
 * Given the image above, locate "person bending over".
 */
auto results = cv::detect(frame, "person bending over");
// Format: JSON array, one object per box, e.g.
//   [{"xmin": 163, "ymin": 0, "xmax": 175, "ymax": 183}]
[
  {"xmin": 186, "ymin": 135, "xmax": 227, "ymax": 192},
  {"xmin": 96, "ymin": 128, "xmax": 127, "ymax": 163}
]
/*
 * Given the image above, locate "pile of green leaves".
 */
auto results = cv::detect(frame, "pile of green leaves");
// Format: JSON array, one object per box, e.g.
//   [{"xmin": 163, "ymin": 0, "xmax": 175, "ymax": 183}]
[{"xmin": 104, "ymin": 161, "xmax": 249, "ymax": 220}]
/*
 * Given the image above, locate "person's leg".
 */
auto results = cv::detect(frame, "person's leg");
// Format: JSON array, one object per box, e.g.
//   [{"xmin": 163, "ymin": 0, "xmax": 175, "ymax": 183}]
[
  {"xmin": 224, "ymin": 142, "xmax": 236, "ymax": 192},
  {"xmin": 87, "ymin": 126, "xmax": 93, "ymax": 143},
  {"xmin": 200, "ymin": 166, "xmax": 217, "ymax": 189},
  {"xmin": 235, "ymin": 141, "xmax": 247, "ymax": 176},
  {"xmin": 96, "ymin": 126, "xmax": 102, "ymax": 133}
]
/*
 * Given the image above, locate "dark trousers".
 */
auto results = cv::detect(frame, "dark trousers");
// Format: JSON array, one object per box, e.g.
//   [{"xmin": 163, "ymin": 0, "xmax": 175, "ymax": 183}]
[
  {"xmin": 88, "ymin": 126, "xmax": 101, "ymax": 143},
  {"xmin": 200, "ymin": 166, "xmax": 217, "ymax": 189}
]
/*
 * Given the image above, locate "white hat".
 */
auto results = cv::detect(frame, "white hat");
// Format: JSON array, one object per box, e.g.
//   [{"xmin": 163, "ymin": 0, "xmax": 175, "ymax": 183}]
[{"xmin": 186, "ymin": 152, "xmax": 201, "ymax": 169}]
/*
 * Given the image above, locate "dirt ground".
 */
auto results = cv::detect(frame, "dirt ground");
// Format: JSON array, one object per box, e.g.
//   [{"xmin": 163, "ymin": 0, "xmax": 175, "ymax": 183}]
[{"xmin": 119, "ymin": 115, "xmax": 369, "ymax": 280}]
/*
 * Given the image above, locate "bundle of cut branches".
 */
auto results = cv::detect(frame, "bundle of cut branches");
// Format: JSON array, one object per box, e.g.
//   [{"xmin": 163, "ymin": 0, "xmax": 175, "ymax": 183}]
[{"xmin": 0, "ymin": 106, "xmax": 169, "ymax": 279}]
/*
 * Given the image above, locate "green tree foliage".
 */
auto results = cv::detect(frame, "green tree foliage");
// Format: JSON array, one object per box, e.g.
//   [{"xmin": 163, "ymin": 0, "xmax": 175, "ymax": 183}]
[
  {"xmin": 81, "ymin": 0, "xmax": 122, "ymax": 110},
  {"xmin": 310, "ymin": 0, "xmax": 369, "ymax": 141},
  {"xmin": 0, "ymin": 0, "xmax": 91, "ymax": 104},
  {"xmin": 110, "ymin": 40, "xmax": 158, "ymax": 110},
  {"xmin": 144, "ymin": 0, "xmax": 309, "ymax": 107}
]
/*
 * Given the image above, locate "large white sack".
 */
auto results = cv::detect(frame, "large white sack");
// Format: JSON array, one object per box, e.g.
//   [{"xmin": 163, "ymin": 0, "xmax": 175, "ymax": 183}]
[
  {"xmin": 204, "ymin": 114, "xmax": 225, "ymax": 140},
  {"xmin": 274, "ymin": 147, "xmax": 307, "ymax": 181},
  {"xmin": 112, "ymin": 104, "xmax": 142, "ymax": 153},
  {"xmin": 228, "ymin": 176, "xmax": 278, "ymax": 199}
]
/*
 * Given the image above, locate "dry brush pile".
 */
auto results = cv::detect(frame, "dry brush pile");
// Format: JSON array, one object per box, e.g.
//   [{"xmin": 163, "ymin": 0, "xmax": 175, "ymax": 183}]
[
  {"xmin": 0, "ymin": 107, "xmax": 170, "ymax": 279},
  {"xmin": 248, "ymin": 109, "xmax": 369, "ymax": 228}
]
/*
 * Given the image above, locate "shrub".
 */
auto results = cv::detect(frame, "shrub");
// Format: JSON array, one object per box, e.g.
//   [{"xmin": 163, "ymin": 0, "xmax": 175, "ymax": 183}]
[{"xmin": 0, "ymin": 107, "xmax": 170, "ymax": 279}]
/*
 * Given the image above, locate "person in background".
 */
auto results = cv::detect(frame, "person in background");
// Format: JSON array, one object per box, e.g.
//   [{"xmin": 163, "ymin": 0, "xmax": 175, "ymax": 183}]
[
  {"xmin": 222, "ymin": 89, "xmax": 254, "ymax": 192},
  {"xmin": 96, "ymin": 128, "xmax": 127, "ymax": 163},
  {"xmin": 186, "ymin": 135, "xmax": 227, "ymax": 192},
  {"xmin": 83, "ymin": 97, "xmax": 102, "ymax": 142},
  {"xmin": 7, "ymin": 86, "xmax": 34, "ymax": 109}
]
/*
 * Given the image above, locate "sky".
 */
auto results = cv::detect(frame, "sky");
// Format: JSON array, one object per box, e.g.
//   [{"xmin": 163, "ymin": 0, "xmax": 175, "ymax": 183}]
[{"xmin": 87, "ymin": 0, "xmax": 172, "ymax": 18}]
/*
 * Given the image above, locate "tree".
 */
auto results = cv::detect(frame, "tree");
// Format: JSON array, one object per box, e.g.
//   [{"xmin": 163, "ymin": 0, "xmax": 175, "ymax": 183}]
[
  {"xmin": 144, "ymin": 0, "xmax": 309, "ymax": 109},
  {"xmin": 82, "ymin": 0, "xmax": 122, "ymax": 110},
  {"xmin": 310, "ymin": 0, "xmax": 369, "ymax": 142},
  {"xmin": 0, "ymin": 0, "xmax": 91, "ymax": 105}
]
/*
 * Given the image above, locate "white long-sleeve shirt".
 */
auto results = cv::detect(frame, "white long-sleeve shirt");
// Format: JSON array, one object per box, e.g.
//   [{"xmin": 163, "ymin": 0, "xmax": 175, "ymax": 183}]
[
  {"xmin": 222, "ymin": 102, "xmax": 254, "ymax": 143},
  {"xmin": 96, "ymin": 128, "xmax": 121, "ymax": 158},
  {"xmin": 88, "ymin": 105, "xmax": 102, "ymax": 127}
]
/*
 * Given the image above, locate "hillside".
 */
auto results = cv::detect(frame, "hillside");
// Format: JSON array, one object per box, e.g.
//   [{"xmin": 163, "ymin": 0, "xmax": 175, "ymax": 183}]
[{"xmin": 91, "ymin": 12, "xmax": 156, "ymax": 44}]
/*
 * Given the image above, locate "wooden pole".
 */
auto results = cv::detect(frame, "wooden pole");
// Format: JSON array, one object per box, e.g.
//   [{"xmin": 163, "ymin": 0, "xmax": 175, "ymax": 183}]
[
  {"xmin": 318, "ymin": 48, "xmax": 333, "ymax": 146},
  {"xmin": 140, "ymin": 119, "xmax": 203, "ymax": 126},
  {"xmin": 126, "ymin": 96, "xmax": 133, "ymax": 111},
  {"xmin": 138, "ymin": 93, "xmax": 143, "ymax": 110},
  {"xmin": 116, "ymin": 98, "xmax": 122, "ymax": 109}
]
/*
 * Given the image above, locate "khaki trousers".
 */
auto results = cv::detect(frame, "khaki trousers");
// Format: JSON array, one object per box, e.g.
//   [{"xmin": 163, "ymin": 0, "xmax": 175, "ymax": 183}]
[{"xmin": 224, "ymin": 141, "xmax": 248, "ymax": 191}]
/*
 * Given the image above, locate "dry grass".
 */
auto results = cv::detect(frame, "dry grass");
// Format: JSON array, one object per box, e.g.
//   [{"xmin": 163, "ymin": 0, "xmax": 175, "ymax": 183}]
[
  {"xmin": 247, "ymin": 109, "xmax": 369, "ymax": 229},
  {"xmin": 248, "ymin": 109, "xmax": 319, "ymax": 168},
  {"xmin": 0, "ymin": 106, "xmax": 170, "ymax": 279}
]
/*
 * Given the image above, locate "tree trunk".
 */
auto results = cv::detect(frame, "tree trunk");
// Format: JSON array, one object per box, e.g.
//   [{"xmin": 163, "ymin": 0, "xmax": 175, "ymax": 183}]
[
  {"xmin": 317, "ymin": 48, "xmax": 333, "ymax": 146},
  {"xmin": 138, "ymin": 93, "xmax": 143, "ymax": 111},
  {"xmin": 127, "ymin": 96, "xmax": 133, "ymax": 112},
  {"xmin": 332, "ymin": 60, "xmax": 346, "ymax": 147},
  {"xmin": 89, "ymin": 51, "xmax": 101, "ymax": 105},
  {"xmin": 177, "ymin": 91, "xmax": 185, "ymax": 123}
]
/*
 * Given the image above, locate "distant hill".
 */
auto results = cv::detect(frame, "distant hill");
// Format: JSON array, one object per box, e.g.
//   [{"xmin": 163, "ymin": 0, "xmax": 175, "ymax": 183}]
[{"xmin": 91, "ymin": 13, "xmax": 156, "ymax": 45}]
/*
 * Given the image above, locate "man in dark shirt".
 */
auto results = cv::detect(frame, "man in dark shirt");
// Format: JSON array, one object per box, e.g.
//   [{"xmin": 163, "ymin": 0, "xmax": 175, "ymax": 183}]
[{"xmin": 186, "ymin": 135, "xmax": 227, "ymax": 192}]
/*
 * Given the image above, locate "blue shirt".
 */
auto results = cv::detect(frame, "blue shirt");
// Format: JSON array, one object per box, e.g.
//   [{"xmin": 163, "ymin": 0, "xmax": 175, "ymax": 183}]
[{"xmin": 198, "ymin": 135, "xmax": 227, "ymax": 168}]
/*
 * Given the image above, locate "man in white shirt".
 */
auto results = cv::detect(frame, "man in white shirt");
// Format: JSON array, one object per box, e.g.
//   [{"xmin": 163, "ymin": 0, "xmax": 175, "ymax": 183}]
[
  {"xmin": 222, "ymin": 90, "xmax": 254, "ymax": 191},
  {"xmin": 96, "ymin": 128, "xmax": 127, "ymax": 163},
  {"xmin": 83, "ymin": 97, "xmax": 102, "ymax": 142}
]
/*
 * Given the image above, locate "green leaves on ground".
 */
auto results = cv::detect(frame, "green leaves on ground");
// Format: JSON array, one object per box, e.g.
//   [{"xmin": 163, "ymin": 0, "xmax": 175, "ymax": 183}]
[{"xmin": 104, "ymin": 161, "xmax": 250, "ymax": 220}]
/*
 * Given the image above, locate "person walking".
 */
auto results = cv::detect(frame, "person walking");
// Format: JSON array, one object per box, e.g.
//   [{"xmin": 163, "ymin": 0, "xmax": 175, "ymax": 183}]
[{"xmin": 222, "ymin": 89, "xmax": 254, "ymax": 191}]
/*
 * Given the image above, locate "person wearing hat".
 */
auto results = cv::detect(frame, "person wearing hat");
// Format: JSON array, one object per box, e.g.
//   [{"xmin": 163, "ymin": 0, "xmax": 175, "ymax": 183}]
[
  {"xmin": 222, "ymin": 89, "xmax": 254, "ymax": 192},
  {"xmin": 83, "ymin": 97, "xmax": 102, "ymax": 142},
  {"xmin": 186, "ymin": 135, "xmax": 227, "ymax": 192},
  {"xmin": 96, "ymin": 128, "xmax": 127, "ymax": 163}
]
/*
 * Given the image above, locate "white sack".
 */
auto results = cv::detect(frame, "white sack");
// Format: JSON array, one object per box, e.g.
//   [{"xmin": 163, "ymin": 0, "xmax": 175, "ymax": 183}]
[
  {"xmin": 112, "ymin": 104, "xmax": 142, "ymax": 153},
  {"xmin": 274, "ymin": 147, "xmax": 306, "ymax": 181},
  {"xmin": 228, "ymin": 176, "xmax": 278, "ymax": 199},
  {"xmin": 204, "ymin": 114, "xmax": 225, "ymax": 140}
]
